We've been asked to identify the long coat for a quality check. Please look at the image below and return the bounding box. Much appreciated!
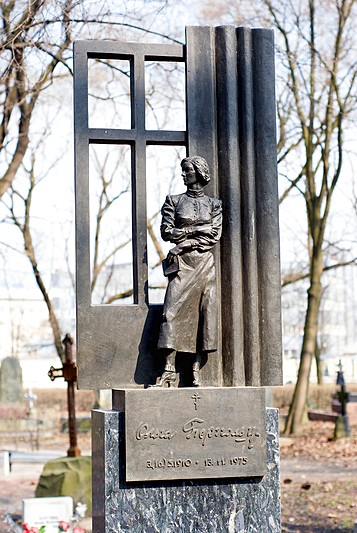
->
[157,189,222,353]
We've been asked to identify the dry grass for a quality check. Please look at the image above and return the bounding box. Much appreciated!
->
[32,383,357,414]
[282,480,357,532]
[34,388,95,414]
[273,383,357,411]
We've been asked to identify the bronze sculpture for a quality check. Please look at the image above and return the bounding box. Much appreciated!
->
[153,156,222,387]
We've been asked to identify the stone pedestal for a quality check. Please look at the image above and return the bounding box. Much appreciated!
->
[92,404,281,532]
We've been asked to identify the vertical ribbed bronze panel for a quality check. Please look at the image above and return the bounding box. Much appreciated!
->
[186,26,218,197]
[215,26,245,386]
[252,30,282,385]
[236,27,261,386]
[186,26,282,387]
[186,26,222,387]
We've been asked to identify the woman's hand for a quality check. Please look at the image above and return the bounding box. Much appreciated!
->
[167,241,190,263]
[167,239,193,264]
[167,246,180,264]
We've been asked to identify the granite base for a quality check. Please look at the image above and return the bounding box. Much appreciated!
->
[92,406,281,532]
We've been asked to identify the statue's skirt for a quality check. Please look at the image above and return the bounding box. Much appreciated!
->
[157,250,217,353]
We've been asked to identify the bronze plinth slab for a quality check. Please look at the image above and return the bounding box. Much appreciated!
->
[113,387,267,482]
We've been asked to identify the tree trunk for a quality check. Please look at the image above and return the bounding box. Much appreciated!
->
[315,338,323,385]
[0,113,30,198]
[284,248,323,434]
[24,221,65,362]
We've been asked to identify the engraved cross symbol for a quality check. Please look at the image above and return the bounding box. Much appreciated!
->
[191,392,201,410]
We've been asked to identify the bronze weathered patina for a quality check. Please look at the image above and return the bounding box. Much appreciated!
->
[74,27,282,390]
[114,388,266,482]
[152,156,222,388]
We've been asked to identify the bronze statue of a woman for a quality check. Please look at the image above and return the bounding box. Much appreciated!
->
[153,156,222,387]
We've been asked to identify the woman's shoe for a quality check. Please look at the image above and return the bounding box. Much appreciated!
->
[151,364,176,387]
[193,369,201,387]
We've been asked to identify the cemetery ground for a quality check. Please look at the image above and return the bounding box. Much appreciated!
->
[0,385,356,532]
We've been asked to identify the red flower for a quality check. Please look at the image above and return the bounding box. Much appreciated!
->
[73,527,85,533]
[59,521,70,531]
[22,522,38,533]
[22,526,39,533]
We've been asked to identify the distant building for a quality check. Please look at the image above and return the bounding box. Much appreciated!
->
[0,270,73,388]
[0,262,166,387]
[282,264,357,383]
[3,259,356,387]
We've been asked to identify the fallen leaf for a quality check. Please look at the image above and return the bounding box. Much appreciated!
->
[324,482,333,492]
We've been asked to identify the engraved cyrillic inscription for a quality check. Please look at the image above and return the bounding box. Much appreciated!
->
[135,423,176,441]
[145,455,250,470]
[146,458,193,470]
[123,388,267,481]
[134,418,260,449]
[182,418,260,447]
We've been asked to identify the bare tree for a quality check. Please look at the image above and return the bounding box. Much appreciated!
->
[265,0,357,434]
[89,144,163,306]
[0,0,187,367]
[1,97,183,367]
[3,155,66,361]
[199,0,357,433]
[88,143,183,306]
[0,0,182,199]
[0,0,76,198]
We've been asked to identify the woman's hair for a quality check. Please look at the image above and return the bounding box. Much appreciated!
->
[181,156,210,184]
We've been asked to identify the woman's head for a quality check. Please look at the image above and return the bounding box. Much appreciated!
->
[181,156,210,185]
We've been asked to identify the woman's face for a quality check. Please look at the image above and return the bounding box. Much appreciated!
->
[181,162,198,187]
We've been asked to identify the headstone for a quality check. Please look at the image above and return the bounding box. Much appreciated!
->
[74,24,282,532]
[0,451,10,476]
[35,456,92,515]
[22,496,73,533]
[24,388,38,416]
[120,388,267,482]
[0,356,23,404]
[333,414,351,440]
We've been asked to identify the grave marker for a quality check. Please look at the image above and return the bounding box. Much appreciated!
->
[22,496,73,533]
[0,356,23,405]
[75,25,283,532]
[0,451,10,476]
